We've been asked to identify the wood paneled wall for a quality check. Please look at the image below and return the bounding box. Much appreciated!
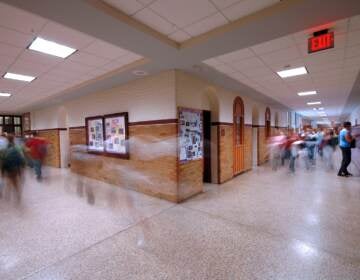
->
[257,127,268,165]
[244,125,253,171]
[178,160,203,201]
[37,130,61,168]
[70,123,180,202]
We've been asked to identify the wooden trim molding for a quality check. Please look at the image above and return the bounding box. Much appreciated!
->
[69,126,86,130]
[129,119,178,126]
[31,128,67,132]
[211,122,232,126]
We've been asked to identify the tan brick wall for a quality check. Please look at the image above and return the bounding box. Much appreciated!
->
[218,125,233,183]
[37,130,61,168]
[69,127,86,145]
[258,127,268,165]
[70,124,179,202]
[178,159,203,202]
[244,125,252,171]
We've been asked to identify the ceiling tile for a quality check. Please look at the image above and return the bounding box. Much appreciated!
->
[0,54,15,68]
[260,47,301,65]
[39,21,94,50]
[168,30,191,42]
[216,48,254,63]
[0,2,46,35]
[68,51,110,67]
[103,0,144,15]
[203,57,223,67]
[9,59,54,76]
[347,30,360,47]
[345,44,360,59]
[251,36,295,55]
[183,13,228,37]
[0,42,23,58]
[17,49,63,66]
[0,78,27,91]
[266,58,305,72]
[137,0,156,5]
[222,0,279,21]
[240,66,274,78]
[84,40,130,59]
[211,0,241,9]
[149,0,217,28]
[0,26,34,48]
[56,60,94,74]
[231,56,265,70]
[349,15,360,32]
[134,8,177,35]
[214,63,237,74]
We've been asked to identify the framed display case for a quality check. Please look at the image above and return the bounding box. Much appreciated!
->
[22,112,31,132]
[178,107,203,163]
[85,112,129,158]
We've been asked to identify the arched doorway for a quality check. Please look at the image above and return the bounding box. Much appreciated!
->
[233,97,244,175]
[265,107,271,138]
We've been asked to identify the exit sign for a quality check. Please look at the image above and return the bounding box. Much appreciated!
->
[308,32,334,53]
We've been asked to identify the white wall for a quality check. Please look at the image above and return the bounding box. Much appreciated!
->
[31,105,63,130]
[349,105,360,126]
[65,71,176,127]
[59,130,69,168]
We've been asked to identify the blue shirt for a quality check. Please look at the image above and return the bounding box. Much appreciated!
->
[339,129,350,148]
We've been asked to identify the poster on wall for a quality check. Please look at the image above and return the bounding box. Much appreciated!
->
[104,113,128,155]
[87,117,104,152]
[22,112,31,131]
[178,108,203,163]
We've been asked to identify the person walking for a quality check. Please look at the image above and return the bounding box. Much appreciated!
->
[25,132,48,180]
[337,122,354,177]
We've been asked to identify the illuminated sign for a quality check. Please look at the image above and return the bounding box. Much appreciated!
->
[308,32,334,53]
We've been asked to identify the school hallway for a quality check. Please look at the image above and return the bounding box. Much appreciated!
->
[1,155,360,280]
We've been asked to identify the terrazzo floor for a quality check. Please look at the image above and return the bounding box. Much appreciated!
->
[1,154,360,279]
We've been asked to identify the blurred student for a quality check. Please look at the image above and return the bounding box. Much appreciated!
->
[25,132,48,180]
[1,135,25,202]
[337,122,354,177]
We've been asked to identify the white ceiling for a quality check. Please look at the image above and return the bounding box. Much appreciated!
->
[0,2,143,113]
[203,15,360,120]
[103,0,280,42]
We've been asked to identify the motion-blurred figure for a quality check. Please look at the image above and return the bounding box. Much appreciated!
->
[268,134,286,171]
[0,135,25,202]
[323,130,338,171]
[25,132,48,180]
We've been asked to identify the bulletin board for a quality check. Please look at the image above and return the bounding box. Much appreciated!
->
[178,107,203,163]
[104,112,129,157]
[85,112,129,158]
[86,116,105,152]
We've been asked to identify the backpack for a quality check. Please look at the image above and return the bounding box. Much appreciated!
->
[2,146,25,173]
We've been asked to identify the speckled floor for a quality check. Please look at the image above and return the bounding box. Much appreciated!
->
[1,154,360,280]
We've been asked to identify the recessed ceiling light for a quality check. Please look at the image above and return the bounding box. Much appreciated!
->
[4,72,35,82]
[132,70,148,76]
[318,107,324,110]
[298,90,317,96]
[0,92,11,97]
[28,37,77,58]
[307,101,321,105]
[277,66,308,78]
[313,108,317,111]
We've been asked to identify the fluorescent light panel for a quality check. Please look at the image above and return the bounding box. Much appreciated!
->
[28,37,76,58]
[277,66,308,78]
[0,92,11,97]
[318,107,324,110]
[4,72,35,82]
[307,101,321,105]
[298,90,317,96]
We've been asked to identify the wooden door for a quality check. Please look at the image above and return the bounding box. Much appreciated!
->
[233,97,244,175]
